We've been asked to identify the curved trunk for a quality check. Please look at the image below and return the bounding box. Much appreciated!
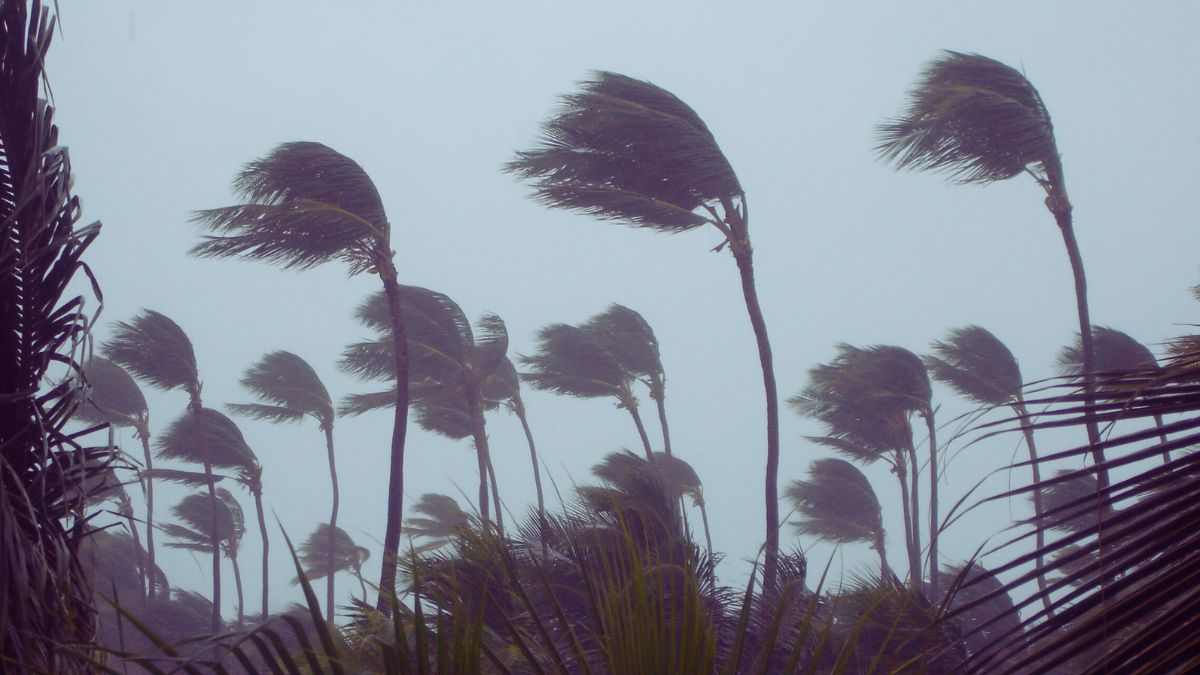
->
[254,486,269,619]
[486,451,504,534]
[136,421,156,601]
[469,391,499,530]
[122,499,147,603]
[627,402,655,462]
[230,550,244,629]
[515,403,545,523]
[875,532,891,581]
[203,461,221,632]
[376,274,411,616]
[924,412,939,599]
[699,499,714,565]
[1153,413,1172,464]
[906,441,922,591]
[728,215,780,593]
[651,378,672,457]
[1014,398,1055,618]
[323,424,339,625]
[893,453,920,588]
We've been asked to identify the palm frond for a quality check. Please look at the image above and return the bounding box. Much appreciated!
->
[73,357,148,427]
[230,350,333,426]
[785,458,883,546]
[164,489,243,553]
[506,71,741,232]
[191,142,388,275]
[926,325,1022,406]
[405,493,469,548]
[1057,325,1160,378]
[156,407,257,469]
[143,467,226,488]
[582,303,663,380]
[876,51,1058,184]
[102,309,199,393]
[338,388,400,417]
[297,523,370,582]
[519,323,628,399]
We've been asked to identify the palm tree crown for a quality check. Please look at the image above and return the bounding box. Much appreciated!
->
[103,310,200,401]
[228,350,334,428]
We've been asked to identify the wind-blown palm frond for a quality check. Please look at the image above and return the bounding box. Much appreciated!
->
[876,51,1058,184]
[926,325,1023,406]
[228,350,333,427]
[102,310,199,394]
[297,523,370,582]
[583,304,663,380]
[1057,326,1160,378]
[506,71,741,232]
[156,407,256,469]
[74,358,148,428]
[163,489,244,554]
[191,142,388,275]
[786,459,884,548]
[405,493,470,551]
[592,450,700,503]
[143,467,227,488]
[520,323,628,399]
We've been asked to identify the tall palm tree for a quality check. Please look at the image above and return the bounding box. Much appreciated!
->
[877,51,1106,490]
[192,141,412,614]
[102,309,231,631]
[162,488,246,627]
[339,286,510,527]
[583,304,673,456]
[298,523,371,602]
[228,350,341,623]
[1058,326,1173,462]
[786,458,891,578]
[926,325,1054,615]
[76,357,162,600]
[507,71,783,588]
[520,322,656,461]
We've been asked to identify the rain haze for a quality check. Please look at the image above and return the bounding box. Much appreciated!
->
[48,1,1200,625]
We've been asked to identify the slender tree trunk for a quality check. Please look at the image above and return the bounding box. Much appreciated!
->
[356,566,367,599]
[473,432,491,524]
[377,273,411,616]
[924,412,939,599]
[203,461,222,632]
[651,378,672,457]
[514,403,545,523]
[698,499,714,564]
[627,403,655,462]
[875,533,891,581]
[469,393,500,531]
[893,453,920,589]
[323,424,339,625]
[1014,398,1055,618]
[1153,414,1172,464]
[230,551,244,629]
[254,486,269,619]
[486,452,504,534]
[728,226,780,593]
[121,498,147,603]
[136,421,156,601]
[906,442,923,591]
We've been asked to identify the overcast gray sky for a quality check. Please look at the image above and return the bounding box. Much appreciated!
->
[50,2,1200,618]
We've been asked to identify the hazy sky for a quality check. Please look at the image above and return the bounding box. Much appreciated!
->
[49,2,1200,618]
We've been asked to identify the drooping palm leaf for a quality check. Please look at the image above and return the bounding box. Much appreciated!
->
[404,493,470,551]
[102,310,199,394]
[156,407,256,469]
[926,325,1023,406]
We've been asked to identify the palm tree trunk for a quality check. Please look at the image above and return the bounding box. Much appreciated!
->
[230,551,244,629]
[924,412,939,599]
[121,498,147,602]
[1013,399,1055,618]
[486,452,504,534]
[136,421,156,601]
[699,499,714,565]
[469,393,501,531]
[875,533,891,581]
[727,219,781,593]
[893,453,920,588]
[377,274,411,617]
[626,403,655,462]
[253,485,269,619]
[514,403,546,524]
[323,424,339,625]
[651,379,672,457]
[906,442,923,591]
[1153,413,1172,464]
[203,461,222,632]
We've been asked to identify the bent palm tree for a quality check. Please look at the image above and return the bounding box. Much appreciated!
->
[298,523,371,601]
[193,141,411,614]
[877,51,1105,489]
[520,322,656,461]
[485,358,546,526]
[786,458,891,578]
[508,72,783,589]
[404,493,471,555]
[76,357,161,600]
[228,350,340,622]
[584,304,673,456]
[162,489,246,627]
[926,325,1053,614]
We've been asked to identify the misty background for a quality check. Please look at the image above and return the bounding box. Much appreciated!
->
[49,2,1200,618]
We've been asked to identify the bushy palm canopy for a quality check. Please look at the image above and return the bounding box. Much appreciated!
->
[876,51,1058,184]
[519,323,631,400]
[228,350,334,428]
[102,309,199,396]
[1058,326,1160,378]
[505,71,742,232]
[156,407,256,470]
[404,493,469,551]
[583,304,663,385]
[162,488,245,555]
[925,326,1023,406]
[297,523,369,582]
[786,458,883,547]
[592,450,702,506]
[191,142,390,275]
[75,357,148,428]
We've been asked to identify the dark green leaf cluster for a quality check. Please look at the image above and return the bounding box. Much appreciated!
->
[786,458,882,546]
[156,407,257,470]
[925,325,1023,406]
[102,309,199,394]
[229,350,334,427]
[74,357,148,428]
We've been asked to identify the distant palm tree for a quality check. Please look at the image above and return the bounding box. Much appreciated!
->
[786,458,891,578]
[508,72,783,589]
[162,488,246,627]
[583,305,673,456]
[877,51,1106,489]
[103,309,230,631]
[484,358,546,526]
[339,286,510,528]
[1058,326,1172,462]
[76,357,162,600]
[297,523,371,601]
[228,350,341,622]
[404,493,471,555]
[520,322,656,461]
[926,325,1053,615]
[192,141,412,614]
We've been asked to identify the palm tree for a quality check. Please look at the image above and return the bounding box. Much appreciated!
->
[507,72,783,588]
[162,489,247,627]
[404,493,470,555]
[583,304,673,456]
[192,141,412,614]
[877,51,1106,490]
[297,523,371,602]
[926,325,1054,614]
[520,322,656,461]
[786,458,891,578]
[1059,326,1173,462]
[76,357,162,600]
[102,309,231,631]
[484,358,546,526]
[228,350,341,623]
[339,286,510,528]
